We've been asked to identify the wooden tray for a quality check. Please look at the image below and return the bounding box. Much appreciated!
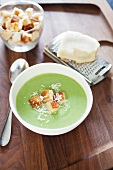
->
[0,1,113,170]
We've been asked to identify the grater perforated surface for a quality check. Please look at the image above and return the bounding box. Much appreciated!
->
[44,33,112,85]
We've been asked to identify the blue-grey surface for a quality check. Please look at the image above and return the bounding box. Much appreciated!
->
[107,0,113,9]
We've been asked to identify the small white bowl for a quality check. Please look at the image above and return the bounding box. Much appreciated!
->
[9,63,93,135]
[0,1,44,52]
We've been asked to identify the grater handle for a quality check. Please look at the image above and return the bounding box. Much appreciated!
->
[96,64,112,77]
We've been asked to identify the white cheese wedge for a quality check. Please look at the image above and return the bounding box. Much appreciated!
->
[57,31,100,64]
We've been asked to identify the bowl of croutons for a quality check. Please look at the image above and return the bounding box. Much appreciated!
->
[0,1,44,52]
[9,63,93,135]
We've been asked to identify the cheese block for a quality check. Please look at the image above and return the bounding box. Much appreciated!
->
[57,31,100,64]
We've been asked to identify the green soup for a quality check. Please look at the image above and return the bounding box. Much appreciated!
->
[16,73,87,128]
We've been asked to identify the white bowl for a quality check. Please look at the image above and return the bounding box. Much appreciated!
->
[9,63,93,135]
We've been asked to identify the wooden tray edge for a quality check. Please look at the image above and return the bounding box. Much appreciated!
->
[35,0,113,31]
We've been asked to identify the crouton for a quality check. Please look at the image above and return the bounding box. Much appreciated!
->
[46,100,59,113]
[41,90,53,102]
[29,95,43,108]
[53,92,66,104]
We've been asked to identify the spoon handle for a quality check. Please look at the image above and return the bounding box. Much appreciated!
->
[0,108,12,146]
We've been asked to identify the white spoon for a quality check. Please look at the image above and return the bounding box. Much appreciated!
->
[0,58,29,146]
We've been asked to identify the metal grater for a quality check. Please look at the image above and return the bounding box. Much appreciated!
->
[44,33,112,86]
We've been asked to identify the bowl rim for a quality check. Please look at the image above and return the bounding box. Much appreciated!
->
[0,0,44,33]
[9,62,93,135]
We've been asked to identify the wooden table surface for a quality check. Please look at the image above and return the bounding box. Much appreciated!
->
[0,0,113,169]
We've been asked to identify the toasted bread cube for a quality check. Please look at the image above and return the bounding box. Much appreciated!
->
[18,12,25,19]
[30,17,39,23]
[21,33,32,43]
[10,22,20,32]
[11,15,20,23]
[8,39,15,45]
[46,100,59,113]
[0,11,11,17]
[1,31,12,40]
[2,23,6,30]
[25,8,33,17]
[5,19,11,30]
[23,23,34,31]
[18,20,23,31]
[1,17,11,29]
[12,7,24,16]
[29,95,43,108]
[41,90,53,102]
[53,92,65,104]
[33,22,39,28]
[12,33,21,43]
[22,16,31,26]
